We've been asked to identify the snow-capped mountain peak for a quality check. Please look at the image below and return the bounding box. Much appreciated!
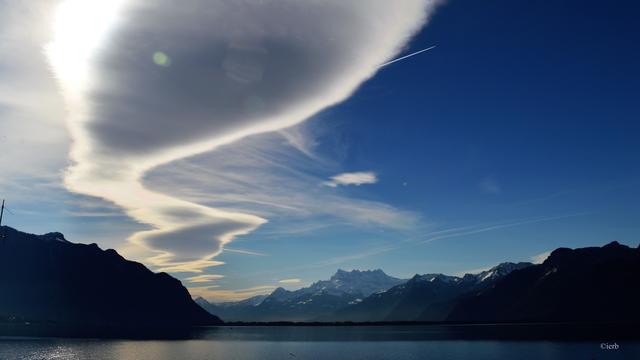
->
[473,262,532,282]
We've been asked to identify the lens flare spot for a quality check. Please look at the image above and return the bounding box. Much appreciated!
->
[153,51,172,67]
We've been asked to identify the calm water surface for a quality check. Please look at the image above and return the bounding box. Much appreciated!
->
[1,325,638,360]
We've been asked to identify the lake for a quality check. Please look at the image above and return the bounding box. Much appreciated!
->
[1,325,638,360]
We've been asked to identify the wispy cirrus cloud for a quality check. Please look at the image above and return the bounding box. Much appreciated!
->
[43,0,439,273]
[315,246,397,268]
[224,248,268,257]
[417,213,588,245]
[185,274,225,284]
[299,214,588,272]
[279,278,302,285]
[479,176,502,194]
[323,171,379,188]
[145,132,420,233]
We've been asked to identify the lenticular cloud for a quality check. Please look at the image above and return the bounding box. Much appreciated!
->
[47,0,438,272]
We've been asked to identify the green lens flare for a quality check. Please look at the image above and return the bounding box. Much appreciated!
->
[152,52,171,67]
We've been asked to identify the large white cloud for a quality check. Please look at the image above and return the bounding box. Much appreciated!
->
[0,1,68,181]
[45,0,439,272]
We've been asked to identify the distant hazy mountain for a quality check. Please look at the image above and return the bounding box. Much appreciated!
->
[221,294,269,307]
[194,242,640,324]
[201,269,405,322]
[307,269,407,298]
[0,226,221,330]
[196,264,532,323]
[448,242,640,322]
[195,294,267,321]
[333,263,532,322]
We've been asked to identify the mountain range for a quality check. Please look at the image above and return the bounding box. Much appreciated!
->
[197,269,405,322]
[448,241,640,323]
[332,262,532,322]
[2,224,638,329]
[196,263,531,322]
[198,242,640,323]
[0,226,221,334]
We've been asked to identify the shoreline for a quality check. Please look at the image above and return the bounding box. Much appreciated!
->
[2,321,639,341]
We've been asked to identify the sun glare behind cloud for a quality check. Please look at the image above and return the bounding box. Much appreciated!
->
[42,0,436,276]
[46,0,128,96]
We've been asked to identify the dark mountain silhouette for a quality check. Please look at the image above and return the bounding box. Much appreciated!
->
[332,263,531,322]
[0,226,221,332]
[448,241,640,322]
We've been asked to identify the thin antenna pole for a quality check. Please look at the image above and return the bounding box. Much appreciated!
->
[0,199,5,244]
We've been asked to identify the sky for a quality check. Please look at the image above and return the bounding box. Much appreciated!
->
[1,0,639,302]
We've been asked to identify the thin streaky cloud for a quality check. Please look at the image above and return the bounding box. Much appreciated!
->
[268,214,586,275]
[148,142,420,231]
[253,244,398,277]
[314,213,589,266]
[418,213,589,245]
[313,246,397,268]
[279,278,302,284]
[185,274,225,283]
[224,248,268,257]
[479,176,501,194]
[278,126,320,160]
[379,45,436,67]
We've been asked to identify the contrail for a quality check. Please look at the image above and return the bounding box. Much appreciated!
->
[379,45,436,67]
[418,212,589,245]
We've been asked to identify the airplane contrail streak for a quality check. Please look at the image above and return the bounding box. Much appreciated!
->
[379,45,437,67]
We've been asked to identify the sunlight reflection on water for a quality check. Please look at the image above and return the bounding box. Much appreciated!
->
[1,326,639,360]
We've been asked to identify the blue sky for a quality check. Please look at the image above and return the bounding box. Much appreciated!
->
[1,0,639,301]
